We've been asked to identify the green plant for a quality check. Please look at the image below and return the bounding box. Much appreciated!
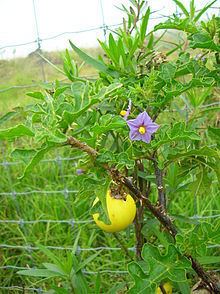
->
[1,0,220,292]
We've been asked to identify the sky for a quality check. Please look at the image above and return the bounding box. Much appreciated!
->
[0,0,219,59]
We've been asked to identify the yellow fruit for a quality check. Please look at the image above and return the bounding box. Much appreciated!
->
[93,190,136,233]
[156,282,172,294]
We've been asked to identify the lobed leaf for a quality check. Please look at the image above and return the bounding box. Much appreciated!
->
[128,244,191,293]
[0,124,34,140]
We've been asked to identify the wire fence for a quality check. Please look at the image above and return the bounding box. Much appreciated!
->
[1,0,220,292]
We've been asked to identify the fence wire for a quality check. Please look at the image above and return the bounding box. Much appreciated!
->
[0,189,78,197]
[0,244,135,252]
[0,286,42,293]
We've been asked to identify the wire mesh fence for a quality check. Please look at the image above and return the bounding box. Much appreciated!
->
[1,0,220,291]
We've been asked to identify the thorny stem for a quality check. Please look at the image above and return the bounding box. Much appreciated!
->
[187,255,220,294]
[152,152,166,210]
[67,136,220,293]
[134,204,144,260]
[134,160,145,259]
[67,137,98,157]
[159,285,166,294]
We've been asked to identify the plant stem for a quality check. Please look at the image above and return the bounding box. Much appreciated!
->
[66,136,220,293]
[152,152,166,210]
[159,285,167,294]
[134,160,145,260]
[134,204,144,260]
[187,255,220,293]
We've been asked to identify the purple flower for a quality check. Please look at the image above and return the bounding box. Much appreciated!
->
[76,169,84,175]
[127,111,159,143]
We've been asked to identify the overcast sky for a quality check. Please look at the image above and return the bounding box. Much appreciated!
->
[0,0,219,58]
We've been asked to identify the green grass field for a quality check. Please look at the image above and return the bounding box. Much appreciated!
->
[0,50,219,293]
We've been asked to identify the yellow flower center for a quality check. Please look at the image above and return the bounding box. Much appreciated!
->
[138,126,146,134]
[120,110,127,116]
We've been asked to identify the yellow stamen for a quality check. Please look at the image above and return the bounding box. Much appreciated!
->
[120,110,127,116]
[138,126,146,134]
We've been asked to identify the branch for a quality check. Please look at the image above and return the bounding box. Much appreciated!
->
[66,136,220,293]
[67,137,98,157]
[152,153,166,209]
[187,255,220,293]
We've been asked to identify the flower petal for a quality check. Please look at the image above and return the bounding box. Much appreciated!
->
[147,122,160,134]
[129,130,142,141]
[127,119,139,128]
[141,132,152,143]
[138,111,152,125]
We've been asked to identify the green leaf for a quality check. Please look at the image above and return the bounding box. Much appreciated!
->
[189,32,220,51]
[95,273,101,294]
[72,230,81,256]
[154,122,201,148]
[60,97,99,129]
[91,116,126,136]
[167,146,219,161]
[147,33,154,50]
[108,282,127,294]
[154,18,197,34]
[17,269,61,278]
[19,144,54,180]
[36,243,64,270]
[194,0,217,22]
[63,49,78,81]
[141,219,171,246]
[172,0,189,17]
[117,38,127,67]
[190,0,195,19]
[71,264,89,294]
[47,130,67,144]
[176,223,220,257]
[69,41,118,77]
[96,150,115,165]
[177,281,191,294]
[50,287,69,294]
[0,111,19,126]
[0,124,34,140]
[54,86,69,98]
[91,179,111,225]
[140,8,150,44]
[76,250,101,272]
[208,127,220,146]
[198,256,220,265]
[26,91,44,100]
[128,244,191,293]
[160,62,177,80]
[97,82,123,98]
[108,33,119,64]
[116,152,135,170]
[42,263,66,276]
[11,148,37,164]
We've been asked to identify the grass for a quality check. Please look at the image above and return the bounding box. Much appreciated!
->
[0,49,219,293]
[0,146,135,291]
[0,49,99,114]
